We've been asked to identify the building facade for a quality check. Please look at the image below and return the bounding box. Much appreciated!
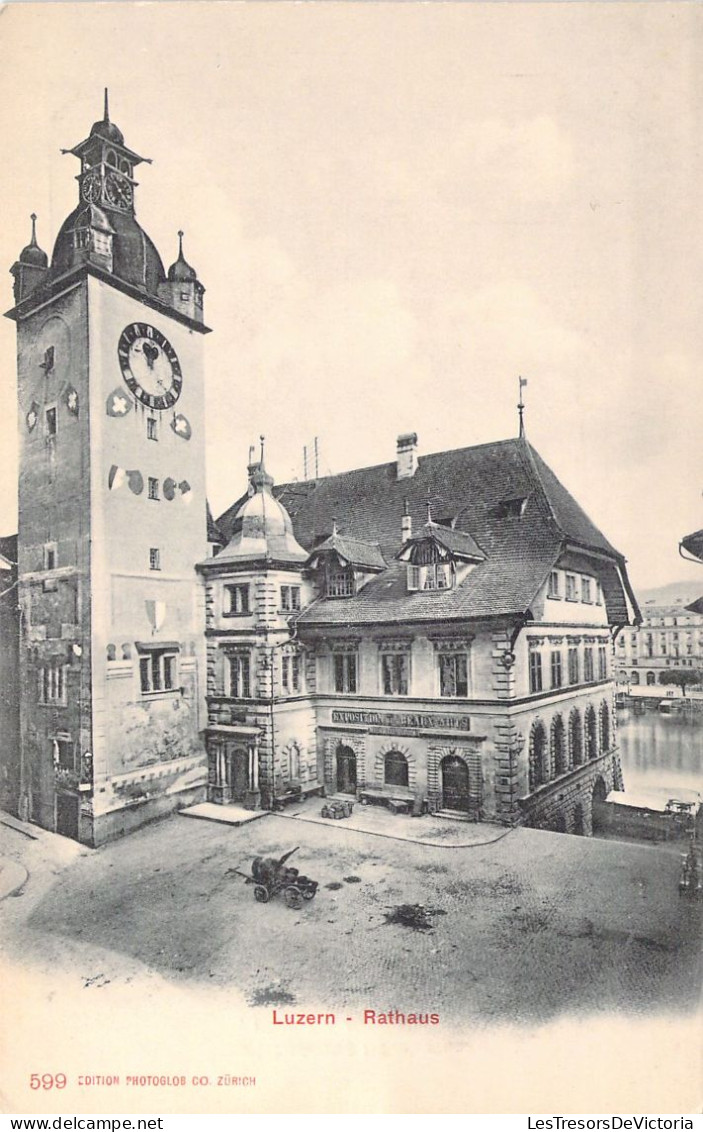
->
[210,433,640,836]
[5,99,209,845]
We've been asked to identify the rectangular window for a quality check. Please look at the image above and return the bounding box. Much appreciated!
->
[224,583,250,615]
[550,650,563,689]
[149,547,161,571]
[333,652,357,693]
[280,585,301,612]
[565,574,578,602]
[595,580,604,606]
[139,651,177,695]
[584,647,594,682]
[407,565,421,591]
[148,477,160,501]
[227,653,251,698]
[282,654,301,694]
[45,406,57,437]
[55,738,75,771]
[548,571,561,599]
[581,577,592,604]
[439,653,468,697]
[381,652,409,696]
[44,544,57,571]
[147,417,158,441]
[424,562,451,590]
[39,665,66,704]
[529,650,543,694]
[327,570,354,598]
[568,646,579,685]
[598,646,608,680]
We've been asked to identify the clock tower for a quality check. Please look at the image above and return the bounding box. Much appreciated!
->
[6,94,210,845]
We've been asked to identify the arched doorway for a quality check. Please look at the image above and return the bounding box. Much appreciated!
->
[228,747,249,802]
[336,744,357,795]
[441,755,470,812]
[591,776,608,834]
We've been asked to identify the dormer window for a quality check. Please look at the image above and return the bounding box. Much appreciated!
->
[407,561,452,591]
[397,518,484,595]
[327,568,354,598]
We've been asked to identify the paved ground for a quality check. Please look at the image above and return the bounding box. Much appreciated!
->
[1,808,700,1026]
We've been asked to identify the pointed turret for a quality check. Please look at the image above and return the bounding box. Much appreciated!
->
[161,230,205,323]
[10,214,48,303]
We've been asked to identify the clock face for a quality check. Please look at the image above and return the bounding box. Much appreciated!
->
[104,171,133,211]
[81,169,102,203]
[118,324,183,410]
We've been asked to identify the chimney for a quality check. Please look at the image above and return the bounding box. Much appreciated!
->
[401,500,412,542]
[396,433,418,480]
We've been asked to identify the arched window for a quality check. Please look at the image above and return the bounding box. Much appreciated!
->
[528,721,548,791]
[646,671,656,686]
[384,750,409,788]
[585,705,598,761]
[599,702,610,752]
[569,709,583,767]
[630,671,640,685]
[106,149,117,167]
[551,715,567,776]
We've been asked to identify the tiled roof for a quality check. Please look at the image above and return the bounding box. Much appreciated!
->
[216,437,632,627]
[308,533,386,572]
[206,503,224,546]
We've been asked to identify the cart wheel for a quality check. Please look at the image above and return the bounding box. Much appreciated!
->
[254,884,270,903]
[284,886,303,910]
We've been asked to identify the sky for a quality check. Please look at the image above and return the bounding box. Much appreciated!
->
[0,2,700,593]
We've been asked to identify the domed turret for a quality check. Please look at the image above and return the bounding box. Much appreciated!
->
[19,214,48,268]
[10,214,48,303]
[216,442,308,565]
[89,91,125,146]
[167,230,198,282]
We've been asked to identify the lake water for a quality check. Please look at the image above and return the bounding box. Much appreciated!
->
[617,705,703,800]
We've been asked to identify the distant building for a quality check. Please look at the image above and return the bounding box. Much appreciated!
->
[616,603,703,688]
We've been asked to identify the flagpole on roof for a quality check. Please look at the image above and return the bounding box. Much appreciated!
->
[517,376,528,438]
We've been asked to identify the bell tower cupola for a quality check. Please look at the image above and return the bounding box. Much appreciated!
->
[65,89,147,219]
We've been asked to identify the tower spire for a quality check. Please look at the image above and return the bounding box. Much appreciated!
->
[104,87,110,122]
[29,213,38,247]
[517,376,528,439]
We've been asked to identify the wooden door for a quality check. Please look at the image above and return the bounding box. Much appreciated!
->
[336,745,357,795]
[441,755,470,812]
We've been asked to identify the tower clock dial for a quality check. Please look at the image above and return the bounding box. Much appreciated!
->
[81,169,102,203]
[118,324,183,410]
[104,171,133,211]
